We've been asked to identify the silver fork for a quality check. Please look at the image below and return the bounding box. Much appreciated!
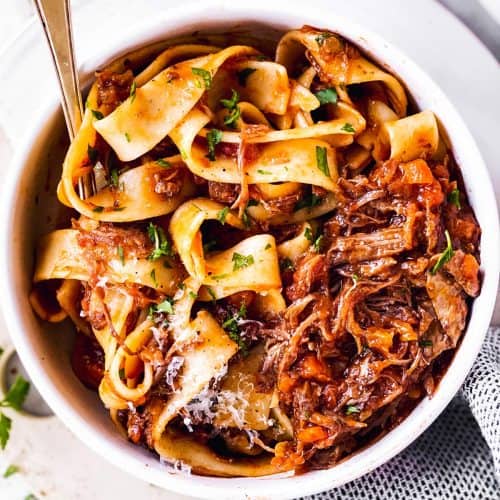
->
[34,0,96,199]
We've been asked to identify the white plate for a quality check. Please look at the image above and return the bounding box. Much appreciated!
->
[478,0,500,25]
[0,1,498,499]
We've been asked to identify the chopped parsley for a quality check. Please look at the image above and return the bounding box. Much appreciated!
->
[232,252,254,271]
[91,109,104,120]
[304,227,323,252]
[316,146,330,178]
[110,168,119,188]
[206,129,223,161]
[156,298,175,314]
[280,257,295,272]
[294,193,323,212]
[150,269,158,287]
[25,494,37,500]
[210,273,230,281]
[345,405,360,415]
[315,32,334,46]
[241,205,252,228]
[315,88,338,105]
[313,234,324,252]
[430,230,454,275]
[188,291,198,300]
[124,132,131,142]
[191,67,212,89]
[92,206,104,213]
[147,222,173,261]
[156,158,171,168]
[340,122,356,133]
[220,89,239,109]
[237,67,257,86]
[3,464,19,478]
[265,243,272,250]
[117,245,125,266]
[220,89,241,128]
[257,169,272,175]
[0,376,30,449]
[448,188,461,209]
[217,206,229,225]
[206,286,217,302]
[352,273,359,283]
[419,339,433,348]
[222,304,248,354]
[129,81,137,102]
[87,144,99,164]
[178,282,186,290]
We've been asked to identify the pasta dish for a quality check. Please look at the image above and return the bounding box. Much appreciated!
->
[29,26,481,476]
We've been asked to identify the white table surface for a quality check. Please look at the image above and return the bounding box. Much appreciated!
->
[0,1,498,499]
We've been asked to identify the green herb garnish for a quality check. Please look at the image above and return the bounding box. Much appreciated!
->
[156,159,171,168]
[257,169,272,175]
[294,194,323,212]
[232,252,254,271]
[316,146,330,178]
[150,269,158,287]
[92,206,104,213]
[3,464,19,478]
[91,109,104,120]
[220,89,239,110]
[340,123,355,133]
[448,188,461,209]
[313,234,324,252]
[191,67,212,89]
[0,376,30,449]
[345,405,360,415]
[280,257,295,272]
[222,305,248,354]
[156,298,175,314]
[87,144,99,164]
[147,223,173,261]
[110,168,119,188]
[419,339,433,348]
[221,89,241,128]
[237,67,257,86]
[206,129,223,161]
[304,227,314,242]
[117,245,125,266]
[430,230,454,275]
[206,287,217,302]
[315,32,334,46]
[315,88,338,105]
[129,81,137,102]
[217,206,229,225]
[124,132,131,142]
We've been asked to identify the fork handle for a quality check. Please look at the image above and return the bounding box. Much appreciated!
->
[34,0,83,140]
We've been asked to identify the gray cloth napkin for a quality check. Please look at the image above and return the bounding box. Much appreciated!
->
[307,327,500,500]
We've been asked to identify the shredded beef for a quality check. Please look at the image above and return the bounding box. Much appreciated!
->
[153,167,183,198]
[96,69,134,111]
[208,181,240,204]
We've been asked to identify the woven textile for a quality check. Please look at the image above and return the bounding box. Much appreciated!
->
[308,327,500,500]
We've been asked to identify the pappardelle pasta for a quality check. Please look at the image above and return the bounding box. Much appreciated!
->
[30,26,481,476]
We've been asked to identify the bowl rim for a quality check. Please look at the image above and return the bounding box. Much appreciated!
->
[1,1,499,498]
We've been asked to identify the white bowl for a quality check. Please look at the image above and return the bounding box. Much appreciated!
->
[1,1,499,498]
